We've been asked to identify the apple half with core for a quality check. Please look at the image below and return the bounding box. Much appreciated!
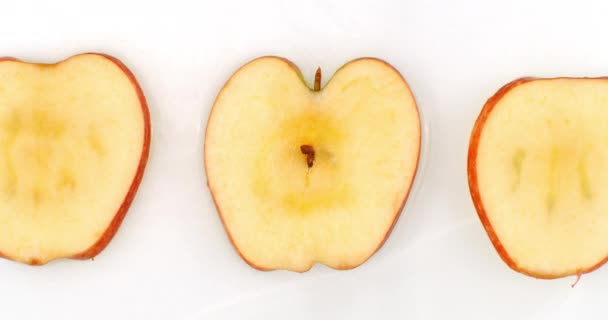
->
[205,56,421,272]
[468,77,608,280]
[0,53,150,265]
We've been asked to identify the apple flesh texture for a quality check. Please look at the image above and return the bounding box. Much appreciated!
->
[205,57,421,272]
[0,54,149,265]
[470,78,608,278]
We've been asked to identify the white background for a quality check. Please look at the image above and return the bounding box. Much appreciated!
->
[1,0,607,319]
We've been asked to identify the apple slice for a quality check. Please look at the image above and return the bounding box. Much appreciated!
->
[205,56,421,272]
[0,53,150,265]
[468,77,608,279]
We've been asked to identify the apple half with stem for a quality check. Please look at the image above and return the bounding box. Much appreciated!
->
[205,56,421,272]
[468,77,608,281]
[0,53,150,265]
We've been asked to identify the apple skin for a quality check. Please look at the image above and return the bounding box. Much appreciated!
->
[467,76,608,280]
[0,53,151,265]
[204,56,421,272]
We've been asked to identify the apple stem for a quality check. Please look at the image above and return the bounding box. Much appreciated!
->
[571,274,582,288]
[300,145,315,168]
[314,67,321,91]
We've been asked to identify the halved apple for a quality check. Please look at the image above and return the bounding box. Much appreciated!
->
[205,56,421,272]
[0,53,150,265]
[469,77,608,280]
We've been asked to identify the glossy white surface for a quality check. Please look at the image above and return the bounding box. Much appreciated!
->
[0,0,606,319]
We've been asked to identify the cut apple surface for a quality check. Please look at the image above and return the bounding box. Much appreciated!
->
[0,53,150,265]
[469,77,608,279]
[205,56,421,272]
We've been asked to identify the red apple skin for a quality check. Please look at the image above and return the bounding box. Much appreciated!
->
[468,77,608,280]
[204,56,421,272]
[0,53,151,265]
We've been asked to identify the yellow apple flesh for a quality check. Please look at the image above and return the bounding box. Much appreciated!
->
[205,56,421,272]
[0,53,150,265]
